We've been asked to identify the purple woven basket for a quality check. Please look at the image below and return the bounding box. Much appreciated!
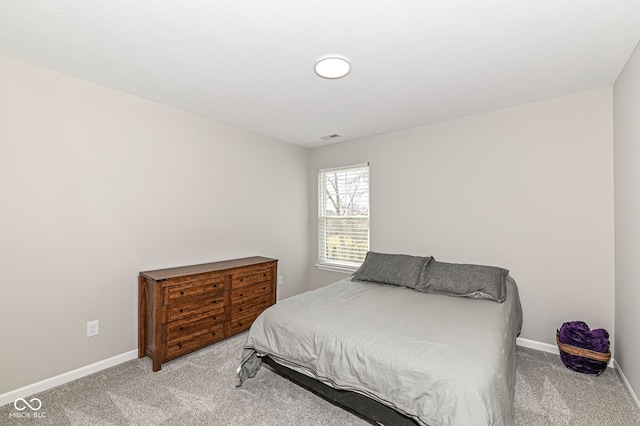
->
[557,321,611,375]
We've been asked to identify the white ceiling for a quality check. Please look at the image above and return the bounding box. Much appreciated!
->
[1,1,640,148]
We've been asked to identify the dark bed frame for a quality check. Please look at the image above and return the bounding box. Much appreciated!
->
[263,355,420,426]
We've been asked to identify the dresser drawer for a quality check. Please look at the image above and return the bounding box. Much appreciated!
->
[164,295,226,322]
[163,277,227,305]
[164,324,224,360]
[164,309,225,344]
[231,281,272,304]
[229,309,267,335]
[231,268,273,289]
[230,293,272,318]
[164,313,225,361]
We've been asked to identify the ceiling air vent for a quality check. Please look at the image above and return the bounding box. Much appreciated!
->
[320,134,342,141]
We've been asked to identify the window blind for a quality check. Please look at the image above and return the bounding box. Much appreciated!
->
[318,163,369,269]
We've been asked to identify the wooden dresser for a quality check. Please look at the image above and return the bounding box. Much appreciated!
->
[138,256,277,371]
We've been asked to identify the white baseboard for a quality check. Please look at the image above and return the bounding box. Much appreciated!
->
[613,359,640,411]
[516,337,560,355]
[0,350,138,407]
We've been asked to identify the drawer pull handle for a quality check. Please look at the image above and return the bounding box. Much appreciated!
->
[178,344,183,349]
[240,278,244,282]
[238,322,243,326]
[240,293,243,297]
[262,301,266,304]
[214,284,217,288]
[212,300,217,304]
[239,308,243,312]
[213,316,217,320]
[180,291,184,295]
[180,327,184,331]
[179,309,184,313]
[212,332,216,336]
[263,273,266,277]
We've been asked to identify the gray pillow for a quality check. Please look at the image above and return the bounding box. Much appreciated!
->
[352,251,431,289]
[416,259,508,303]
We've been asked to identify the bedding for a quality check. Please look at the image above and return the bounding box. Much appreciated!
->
[238,276,522,426]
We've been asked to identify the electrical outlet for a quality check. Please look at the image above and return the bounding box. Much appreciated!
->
[277,276,283,286]
[87,320,99,337]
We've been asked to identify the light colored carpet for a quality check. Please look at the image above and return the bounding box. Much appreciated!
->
[2,333,639,425]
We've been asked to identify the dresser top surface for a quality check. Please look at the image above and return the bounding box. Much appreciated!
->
[139,256,278,281]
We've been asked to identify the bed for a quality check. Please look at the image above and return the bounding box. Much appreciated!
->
[237,253,523,426]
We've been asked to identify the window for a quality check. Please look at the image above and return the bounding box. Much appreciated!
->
[318,163,369,271]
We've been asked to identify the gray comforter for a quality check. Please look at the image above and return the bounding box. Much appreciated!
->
[238,277,522,426]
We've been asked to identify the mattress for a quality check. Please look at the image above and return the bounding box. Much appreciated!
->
[238,276,523,426]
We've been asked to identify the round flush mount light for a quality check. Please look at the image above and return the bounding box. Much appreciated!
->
[314,57,351,79]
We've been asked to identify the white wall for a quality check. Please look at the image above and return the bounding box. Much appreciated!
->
[309,88,615,346]
[0,55,309,394]
[613,40,640,402]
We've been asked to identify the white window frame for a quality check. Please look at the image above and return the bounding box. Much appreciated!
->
[316,163,370,272]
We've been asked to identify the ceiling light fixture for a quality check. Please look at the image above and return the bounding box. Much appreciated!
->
[314,57,351,79]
